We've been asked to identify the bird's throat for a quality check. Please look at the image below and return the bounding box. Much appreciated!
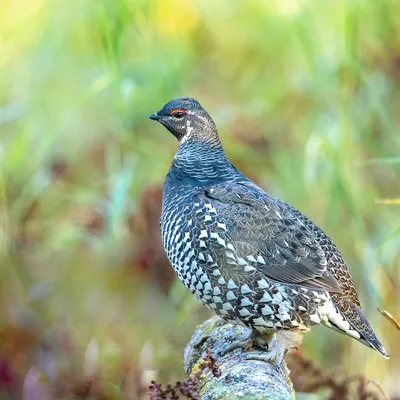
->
[172,140,232,182]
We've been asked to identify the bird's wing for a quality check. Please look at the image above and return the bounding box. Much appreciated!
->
[203,181,342,294]
[277,201,361,305]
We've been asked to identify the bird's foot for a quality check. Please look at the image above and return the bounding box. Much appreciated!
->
[220,330,274,357]
[221,329,299,370]
[243,333,287,370]
[221,329,301,370]
[245,329,304,370]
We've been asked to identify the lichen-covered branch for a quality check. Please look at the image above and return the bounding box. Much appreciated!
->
[183,316,295,400]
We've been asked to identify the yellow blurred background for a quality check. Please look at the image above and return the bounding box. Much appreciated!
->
[0,0,399,398]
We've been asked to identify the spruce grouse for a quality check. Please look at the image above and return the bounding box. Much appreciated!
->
[149,97,389,362]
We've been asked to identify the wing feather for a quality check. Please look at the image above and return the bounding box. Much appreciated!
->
[204,181,342,294]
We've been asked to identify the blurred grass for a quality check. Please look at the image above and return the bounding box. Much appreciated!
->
[0,0,400,398]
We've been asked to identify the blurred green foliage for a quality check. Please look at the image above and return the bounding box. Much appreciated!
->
[0,0,399,398]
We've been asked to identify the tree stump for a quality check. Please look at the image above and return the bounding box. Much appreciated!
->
[183,316,295,400]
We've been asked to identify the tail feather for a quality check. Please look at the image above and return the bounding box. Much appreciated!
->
[323,295,390,359]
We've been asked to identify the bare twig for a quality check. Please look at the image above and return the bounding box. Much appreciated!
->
[378,308,400,331]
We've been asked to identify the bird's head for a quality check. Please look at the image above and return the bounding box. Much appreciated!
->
[149,97,217,145]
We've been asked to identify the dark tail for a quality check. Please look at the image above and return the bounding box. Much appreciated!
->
[325,295,389,359]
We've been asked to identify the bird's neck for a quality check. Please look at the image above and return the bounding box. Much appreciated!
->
[171,138,233,182]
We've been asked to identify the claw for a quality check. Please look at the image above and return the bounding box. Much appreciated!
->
[220,329,291,368]
[220,330,265,357]
[220,336,253,357]
[244,333,286,368]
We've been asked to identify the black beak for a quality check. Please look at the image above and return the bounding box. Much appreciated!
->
[149,112,159,121]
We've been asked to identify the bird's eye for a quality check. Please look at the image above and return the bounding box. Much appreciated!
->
[171,109,186,119]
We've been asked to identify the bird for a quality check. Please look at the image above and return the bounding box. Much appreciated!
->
[149,97,389,364]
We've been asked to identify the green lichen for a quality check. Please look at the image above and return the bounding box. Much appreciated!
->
[202,317,221,334]
[191,358,205,376]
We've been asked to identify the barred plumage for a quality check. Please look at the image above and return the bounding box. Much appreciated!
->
[150,97,389,361]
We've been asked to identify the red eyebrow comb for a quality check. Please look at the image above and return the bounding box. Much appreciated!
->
[171,108,187,115]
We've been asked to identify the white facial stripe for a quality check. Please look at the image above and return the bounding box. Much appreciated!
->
[180,120,193,145]
[187,110,208,123]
